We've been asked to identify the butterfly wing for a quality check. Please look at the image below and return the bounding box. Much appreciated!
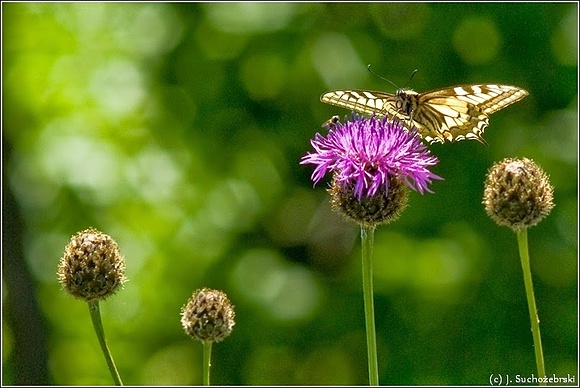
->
[448,84,529,115]
[320,90,400,118]
[320,84,528,144]
[414,84,529,144]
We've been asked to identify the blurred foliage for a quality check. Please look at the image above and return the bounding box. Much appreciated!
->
[2,2,577,386]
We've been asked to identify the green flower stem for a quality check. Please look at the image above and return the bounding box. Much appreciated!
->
[361,225,379,386]
[516,229,546,385]
[203,341,213,386]
[88,300,123,386]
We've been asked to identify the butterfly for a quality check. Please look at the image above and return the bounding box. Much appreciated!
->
[320,84,529,145]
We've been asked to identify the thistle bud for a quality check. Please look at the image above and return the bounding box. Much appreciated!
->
[483,158,554,232]
[57,228,127,302]
[180,288,236,344]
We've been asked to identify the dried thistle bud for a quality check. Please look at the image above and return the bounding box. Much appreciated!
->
[483,157,555,232]
[180,288,235,344]
[329,173,409,227]
[57,228,127,302]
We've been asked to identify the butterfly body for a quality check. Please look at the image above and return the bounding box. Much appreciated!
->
[320,84,529,144]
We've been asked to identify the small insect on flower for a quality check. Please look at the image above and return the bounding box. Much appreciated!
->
[322,115,340,131]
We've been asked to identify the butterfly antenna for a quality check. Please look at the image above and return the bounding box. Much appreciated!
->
[366,64,399,90]
[404,69,418,88]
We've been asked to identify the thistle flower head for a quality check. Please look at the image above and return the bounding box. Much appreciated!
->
[483,157,554,231]
[57,228,127,302]
[180,288,236,344]
[301,114,442,200]
[301,114,442,226]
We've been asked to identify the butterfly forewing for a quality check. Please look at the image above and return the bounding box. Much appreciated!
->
[321,90,398,117]
[446,85,529,115]
[320,84,528,144]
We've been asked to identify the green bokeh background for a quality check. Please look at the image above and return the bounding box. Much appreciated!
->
[2,2,577,385]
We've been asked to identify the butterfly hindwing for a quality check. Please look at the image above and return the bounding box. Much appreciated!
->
[320,84,528,144]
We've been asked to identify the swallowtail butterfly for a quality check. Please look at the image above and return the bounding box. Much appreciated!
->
[320,84,528,144]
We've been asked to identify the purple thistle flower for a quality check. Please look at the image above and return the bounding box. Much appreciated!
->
[301,114,442,200]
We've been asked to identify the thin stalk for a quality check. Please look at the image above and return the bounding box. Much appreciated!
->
[516,229,546,385]
[88,300,123,386]
[361,225,379,386]
[203,341,213,386]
